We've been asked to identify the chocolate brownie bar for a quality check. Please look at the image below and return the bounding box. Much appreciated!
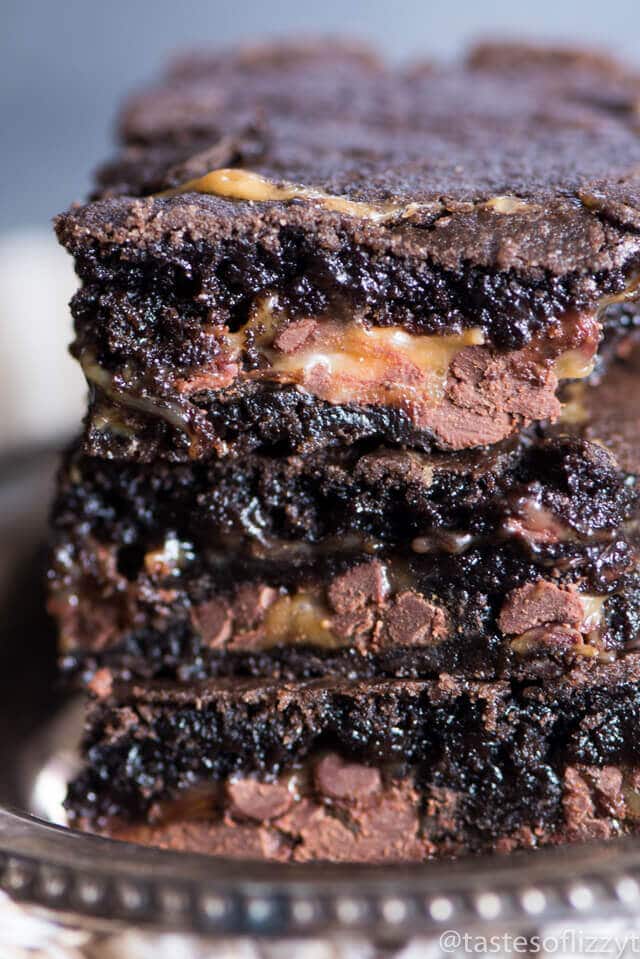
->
[49,352,640,684]
[53,542,640,685]
[67,662,640,860]
[56,40,640,460]
[53,38,640,863]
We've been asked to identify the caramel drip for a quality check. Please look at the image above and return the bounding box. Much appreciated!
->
[160,168,417,222]
[580,594,605,631]
[559,382,589,425]
[161,169,545,221]
[553,348,596,380]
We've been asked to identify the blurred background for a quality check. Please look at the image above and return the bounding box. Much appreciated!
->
[2,0,639,451]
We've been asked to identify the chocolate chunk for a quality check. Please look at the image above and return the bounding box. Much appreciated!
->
[562,766,614,840]
[226,777,293,820]
[331,608,376,643]
[233,584,277,630]
[347,787,427,862]
[446,348,558,424]
[327,560,388,615]
[281,784,427,863]
[498,580,585,635]
[314,752,381,800]
[272,318,318,354]
[428,347,560,449]
[582,765,625,819]
[277,801,360,862]
[100,781,430,863]
[191,598,232,648]
[379,590,449,646]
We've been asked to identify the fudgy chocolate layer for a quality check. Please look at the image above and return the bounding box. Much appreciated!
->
[64,40,640,299]
[52,428,635,563]
[67,662,640,857]
[49,352,640,683]
[100,759,640,862]
[57,40,640,459]
[53,543,640,685]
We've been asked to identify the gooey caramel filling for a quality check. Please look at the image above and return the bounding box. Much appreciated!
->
[580,593,606,631]
[509,592,611,661]
[83,306,598,456]
[553,349,596,380]
[260,592,339,649]
[157,167,632,393]
[221,296,596,425]
[258,589,608,655]
[224,297,487,408]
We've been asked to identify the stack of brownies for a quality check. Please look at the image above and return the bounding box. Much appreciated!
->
[49,39,640,860]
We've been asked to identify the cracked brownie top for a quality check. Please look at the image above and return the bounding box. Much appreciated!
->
[59,38,640,286]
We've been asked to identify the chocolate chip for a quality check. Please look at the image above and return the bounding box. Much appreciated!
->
[562,766,614,840]
[314,753,381,800]
[380,590,449,646]
[327,560,388,615]
[226,777,293,821]
[498,580,585,636]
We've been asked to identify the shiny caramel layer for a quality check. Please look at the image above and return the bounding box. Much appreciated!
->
[160,167,543,223]
[86,322,466,445]
[83,299,599,454]
[160,167,421,222]
[227,296,487,408]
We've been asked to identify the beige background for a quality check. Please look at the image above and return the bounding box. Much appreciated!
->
[0,230,83,452]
